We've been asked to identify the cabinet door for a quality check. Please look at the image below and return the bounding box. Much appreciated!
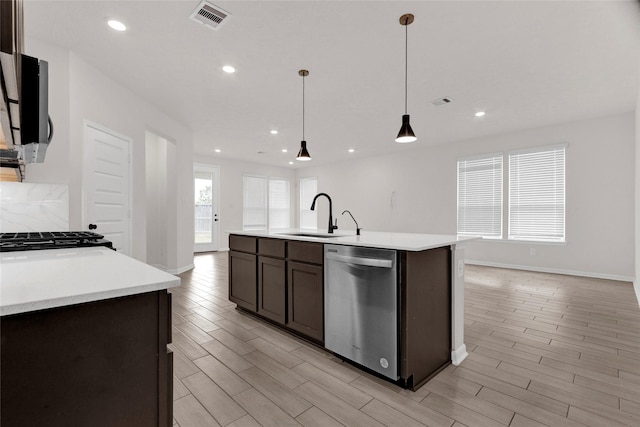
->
[0,291,169,427]
[258,256,286,324]
[287,261,323,343]
[229,250,257,311]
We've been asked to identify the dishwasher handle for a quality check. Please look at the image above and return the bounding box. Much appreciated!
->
[325,252,394,268]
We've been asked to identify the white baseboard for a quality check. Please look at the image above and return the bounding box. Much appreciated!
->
[466,260,634,283]
[151,263,194,275]
[634,281,640,307]
[451,344,468,366]
[170,264,195,275]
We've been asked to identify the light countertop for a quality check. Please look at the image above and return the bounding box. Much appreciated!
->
[229,229,479,251]
[0,247,180,316]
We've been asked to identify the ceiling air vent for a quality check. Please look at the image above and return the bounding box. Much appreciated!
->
[431,97,452,106]
[189,1,231,31]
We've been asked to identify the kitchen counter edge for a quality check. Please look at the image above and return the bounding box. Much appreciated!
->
[228,230,479,251]
[1,247,180,316]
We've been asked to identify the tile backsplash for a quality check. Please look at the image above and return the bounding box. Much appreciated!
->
[0,182,69,232]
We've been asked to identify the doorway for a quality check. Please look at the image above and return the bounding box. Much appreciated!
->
[145,131,177,270]
[194,163,219,253]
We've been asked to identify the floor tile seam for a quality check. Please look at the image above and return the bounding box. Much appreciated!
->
[181,374,248,427]
[565,403,633,427]
[426,380,519,424]
[302,373,374,410]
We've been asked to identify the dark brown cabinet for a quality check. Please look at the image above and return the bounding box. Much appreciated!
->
[228,235,324,344]
[257,238,287,323]
[286,240,324,343]
[287,261,323,342]
[399,247,451,389]
[1,290,173,427]
[258,256,286,323]
[229,235,258,311]
[229,250,257,311]
[228,233,453,391]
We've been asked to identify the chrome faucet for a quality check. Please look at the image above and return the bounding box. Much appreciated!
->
[341,210,361,236]
[310,193,338,234]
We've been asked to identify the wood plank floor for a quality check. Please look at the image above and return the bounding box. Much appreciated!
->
[170,252,640,427]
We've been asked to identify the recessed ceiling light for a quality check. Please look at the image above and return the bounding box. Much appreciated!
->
[270,130,278,135]
[475,111,486,117]
[289,161,294,165]
[348,148,355,153]
[281,149,288,153]
[222,65,236,73]
[214,149,221,153]
[107,20,127,32]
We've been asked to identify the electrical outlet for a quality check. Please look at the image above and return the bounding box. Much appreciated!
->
[530,248,536,256]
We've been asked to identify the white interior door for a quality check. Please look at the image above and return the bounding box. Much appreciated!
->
[194,163,219,253]
[83,121,132,255]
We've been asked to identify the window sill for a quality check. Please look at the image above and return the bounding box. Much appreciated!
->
[462,237,567,247]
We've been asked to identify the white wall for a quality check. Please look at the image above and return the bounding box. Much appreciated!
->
[193,154,295,251]
[145,132,168,269]
[635,72,640,297]
[25,38,194,271]
[298,113,636,281]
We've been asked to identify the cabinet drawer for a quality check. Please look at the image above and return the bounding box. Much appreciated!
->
[258,238,286,258]
[230,235,257,253]
[288,241,323,264]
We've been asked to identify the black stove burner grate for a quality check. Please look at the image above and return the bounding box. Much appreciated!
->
[0,231,105,243]
[0,231,113,252]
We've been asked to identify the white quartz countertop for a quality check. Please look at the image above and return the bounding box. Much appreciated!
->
[229,229,479,251]
[0,247,180,316]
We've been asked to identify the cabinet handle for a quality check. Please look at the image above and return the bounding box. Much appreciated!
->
[325,252,393,268]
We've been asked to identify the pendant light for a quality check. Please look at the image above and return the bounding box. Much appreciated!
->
[296,69,312,161]
[396,14,417,143]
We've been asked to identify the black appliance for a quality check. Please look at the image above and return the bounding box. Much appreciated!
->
[0,232,113,252]
[20,53,53,163]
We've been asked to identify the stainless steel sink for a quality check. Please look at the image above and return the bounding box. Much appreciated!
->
[277,232,342,238]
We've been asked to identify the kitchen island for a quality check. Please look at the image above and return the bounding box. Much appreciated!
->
[228,229,476,390]
[0,247,180,427]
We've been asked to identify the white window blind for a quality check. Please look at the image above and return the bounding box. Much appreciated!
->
[508,146,565,242]
[243,176,267,230]
[457,154,503,238]
[268,178,291,229]
[299,177,318,229]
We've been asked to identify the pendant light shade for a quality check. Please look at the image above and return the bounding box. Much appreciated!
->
[396,114,417,143]
[296,69,312,161]
[296,140,311,161]
[396,13,417,143]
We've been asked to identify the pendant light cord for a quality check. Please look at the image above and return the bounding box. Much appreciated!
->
[404,17,408,115]
[302,73,306,140]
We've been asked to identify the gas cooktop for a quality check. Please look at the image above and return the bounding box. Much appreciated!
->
[0,232,113,252]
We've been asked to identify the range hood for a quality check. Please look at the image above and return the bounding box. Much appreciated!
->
[1,0,53,181]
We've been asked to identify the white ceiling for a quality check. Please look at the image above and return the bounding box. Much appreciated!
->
[23,0,640,168]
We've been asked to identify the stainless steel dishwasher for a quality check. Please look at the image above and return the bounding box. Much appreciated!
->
[324,244,399,380]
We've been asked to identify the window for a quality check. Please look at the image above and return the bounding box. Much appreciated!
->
[457,154,503,238]
[243,175,291,230]
[299,177,318,229]
[243,176,267,230]
[268,178,291,229]
[509,146,565,242]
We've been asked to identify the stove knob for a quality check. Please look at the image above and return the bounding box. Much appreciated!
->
[88,224,97,230]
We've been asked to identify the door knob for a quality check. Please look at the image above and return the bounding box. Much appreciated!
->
[88,224,97,230]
